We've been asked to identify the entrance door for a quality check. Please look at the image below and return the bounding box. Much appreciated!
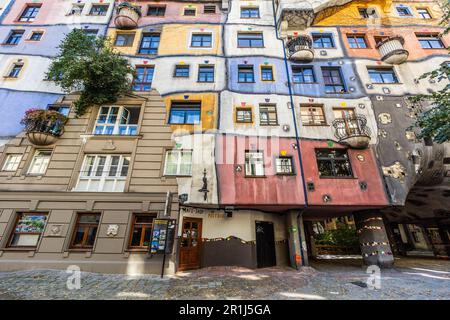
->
[179,217,202,271]
[255,221,276,268]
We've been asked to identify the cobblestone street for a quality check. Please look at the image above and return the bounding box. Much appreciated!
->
[0,257,448,300]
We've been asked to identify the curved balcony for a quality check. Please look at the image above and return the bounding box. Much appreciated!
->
[332,115,371,149]
[376,36,409,64]
[114,4,141,29]
[22,110,67,146]
[286,35,314,61]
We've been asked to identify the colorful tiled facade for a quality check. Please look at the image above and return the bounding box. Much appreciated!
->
[0,0,448,274]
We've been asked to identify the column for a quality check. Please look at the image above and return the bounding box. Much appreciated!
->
[285,210,308,269]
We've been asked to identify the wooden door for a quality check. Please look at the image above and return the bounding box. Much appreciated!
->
[178,217,202,271]
[256,221,276,268]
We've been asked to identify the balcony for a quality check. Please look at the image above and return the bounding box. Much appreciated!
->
[114,2,141,29]
[376,36,409,64]
[22,109,67,146]
[332,115,371,149]
[286,35,314,61]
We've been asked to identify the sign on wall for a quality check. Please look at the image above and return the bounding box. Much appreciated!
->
[150,219,176,254]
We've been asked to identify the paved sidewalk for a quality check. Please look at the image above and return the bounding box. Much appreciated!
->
[0,257,448,300]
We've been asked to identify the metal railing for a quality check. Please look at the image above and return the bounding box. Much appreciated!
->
[25,119,65,137]
[286,35,313,58]
[332,115,371,141]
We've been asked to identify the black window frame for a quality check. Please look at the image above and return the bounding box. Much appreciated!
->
[203,5,216,14]
[168,101,201,125]
[416,33,445,49]
[321,67,346,94]
[89,4,109,16]
[292,65,316,83]
[315,149,353,178]
[5,30,24,45]
[259,103,278,126]
[147,5,166,16]
[275,156,295,175]
[238,65,255,83]
[184,8,196,16]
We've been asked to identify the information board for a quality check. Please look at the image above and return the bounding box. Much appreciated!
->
[150,219,176,254]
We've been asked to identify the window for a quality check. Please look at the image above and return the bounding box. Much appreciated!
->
[169,102,201,124]
[238,65,254,83]
[94,106,140,135]
[8,213,47,248]
[174,65,190,77]
[241,7,259,18]
[75,155,130,192]
[322,67,346,93]
[29,31,43,41]
[83,29,98,37]
[358,8,370,18]
[114,33,135,47]
[236,107,252,123]
[417,8,432,19]
[2,154,22,171]
[300,105,326,125]
[129,214,156,249]
[333,108,355,119]
[237,32,263,47]
[70,213,101,249]
[139,33,160,54]
[315,149,353,178]
[8,63,23,78]
[89,4,108,16]
[133,66,154,91]
[245,151,264,176]
[396,6,412,17]
[198,65,214,82]
[27,150,51,175]
[48,104,70,116]
[275,157,294,175]
[368,67,399,84]
[5,30,24,44]
[259,104,278,125]
[312,34,334,48]
[19,5,40,22]
[292,66,315,83]
[163,150,193,176]
[416,34,444,49]
[147,5,166,16]
[261,66,274,81]
[68,3,84,15]
[347,34,367,48]
[184,8,196,16]
[191,33,212,47]
[203,5,216,14]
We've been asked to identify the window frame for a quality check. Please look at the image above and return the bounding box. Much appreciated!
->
[292,65,316,83]
[300,104,327,126]
[275,156,295,175]
[396,6,413,17]
[93,105,141,136]
[203,5,216,14]
[2,154,22,172]
[75,154,131,192]
[5,30,24,45]
[183,7,196,16]
[89,4,109,16]
[259,103,278,126]
[235,107,253,123]
[238,65,255,83]
[240,7,260,18]
[28,31,43,41]
[416,33,445,49]
[367,67,399,84]
[346,34,368,49]
[312,33,335,48]
[416,8,432,19]
[147,5,166,16]
[7,212,47,249]
[244,150,265,177]
[174,65,190,78]
[18,4,41,22]
[197,65,215,82]
[168,101,201,125]
[315,148,353,179]
[114,32,135,47]
[69,213,101,250]
[260,65,274,81]
[128,213,157,250]
[190,33,212,48]
[163,149,193,176]
[138,33,160,55]
[237,32,264,48]
[321,67,346,94]
[132,65,154,91]
[27,149,52,176]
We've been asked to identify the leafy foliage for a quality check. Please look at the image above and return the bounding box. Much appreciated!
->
[46,29,135,117]
[409,3,450,143]
[315,224,359,247]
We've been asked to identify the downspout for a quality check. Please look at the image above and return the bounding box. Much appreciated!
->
[271,0,308,266]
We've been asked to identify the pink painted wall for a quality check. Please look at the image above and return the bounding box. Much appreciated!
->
[216,135,306,206]
[109,1,222,27]
[300,140,388,206]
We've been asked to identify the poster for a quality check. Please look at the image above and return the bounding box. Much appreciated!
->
[150,219,176,254]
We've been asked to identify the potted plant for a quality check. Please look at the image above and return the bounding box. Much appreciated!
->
[115,2,142,29]
[21,108,68,145]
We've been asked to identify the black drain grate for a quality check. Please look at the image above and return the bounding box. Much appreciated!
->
[350,281,368,288]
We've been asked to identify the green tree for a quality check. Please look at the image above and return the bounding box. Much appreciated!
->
[46,29,135,117]
[409,4,450,143]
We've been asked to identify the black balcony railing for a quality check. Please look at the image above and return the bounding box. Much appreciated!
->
[22,109,67,145]
[286,35,313,60]
[332,115,371,141]
[25,119,65,137]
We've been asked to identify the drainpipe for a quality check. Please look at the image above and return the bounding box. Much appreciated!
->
[271,0,308,266]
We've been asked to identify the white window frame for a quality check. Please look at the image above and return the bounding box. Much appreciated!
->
[163,150,193,176]
[75,154,130,192]
[67,3,84,16]
[2,154,22,171]
[93,106,140,135]
[27,150,52,175]
[245,151,265,177]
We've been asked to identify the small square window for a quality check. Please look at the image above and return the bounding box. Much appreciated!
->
[191,33,212,47]
[198,65,214,82]
[70,213,101,249]
[241,7,259,18]
[203,5,216,14]
[8,213,47,248]
[8,63,23,78]
[29,31,43,41]
[236,107,252,123]
[164,150,193,176]
[292,66,315,83]
[238,65,254,83]
[261,66,274,81]
[114,33,135,47]
[245,151,264,176]
[5,30,24,45]
[184,8,196,16]
[90,4,108,16]
[347,34,367,48]
[259,104,278,126]
[2,154,22,171]
[147,5,166,16]
[396,6,412,17]
[417,8,432,19]
[275,157,294,175]
[27,150,52,175]
[312,34,334,48]
[174,65,190,77]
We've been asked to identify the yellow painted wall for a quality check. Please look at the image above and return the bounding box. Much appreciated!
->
[314,0,444,26]
[164,93,218,132]
[107,24,222,56]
